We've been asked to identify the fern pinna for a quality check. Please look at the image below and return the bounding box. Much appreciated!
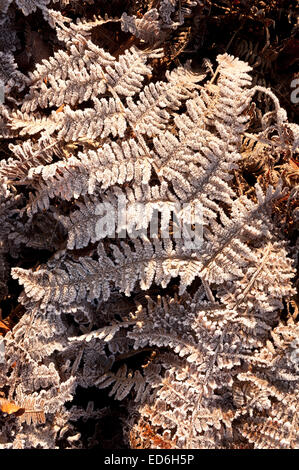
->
[0,2,298,449]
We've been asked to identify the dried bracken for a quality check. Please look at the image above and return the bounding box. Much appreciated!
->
[0,0,298,449]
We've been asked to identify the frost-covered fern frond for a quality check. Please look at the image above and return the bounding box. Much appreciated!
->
[121,9,164,44]
[0,135,60,183]
[55,182,177,249]
[0,52,26,93]
[12,181,290,306]
[0,2,297,449]
[234,319,299,449]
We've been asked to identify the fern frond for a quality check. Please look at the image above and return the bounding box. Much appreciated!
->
[56,182,177,249]
[25,136,153,214]
[126,66,203,137]
[121,9,163,44]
